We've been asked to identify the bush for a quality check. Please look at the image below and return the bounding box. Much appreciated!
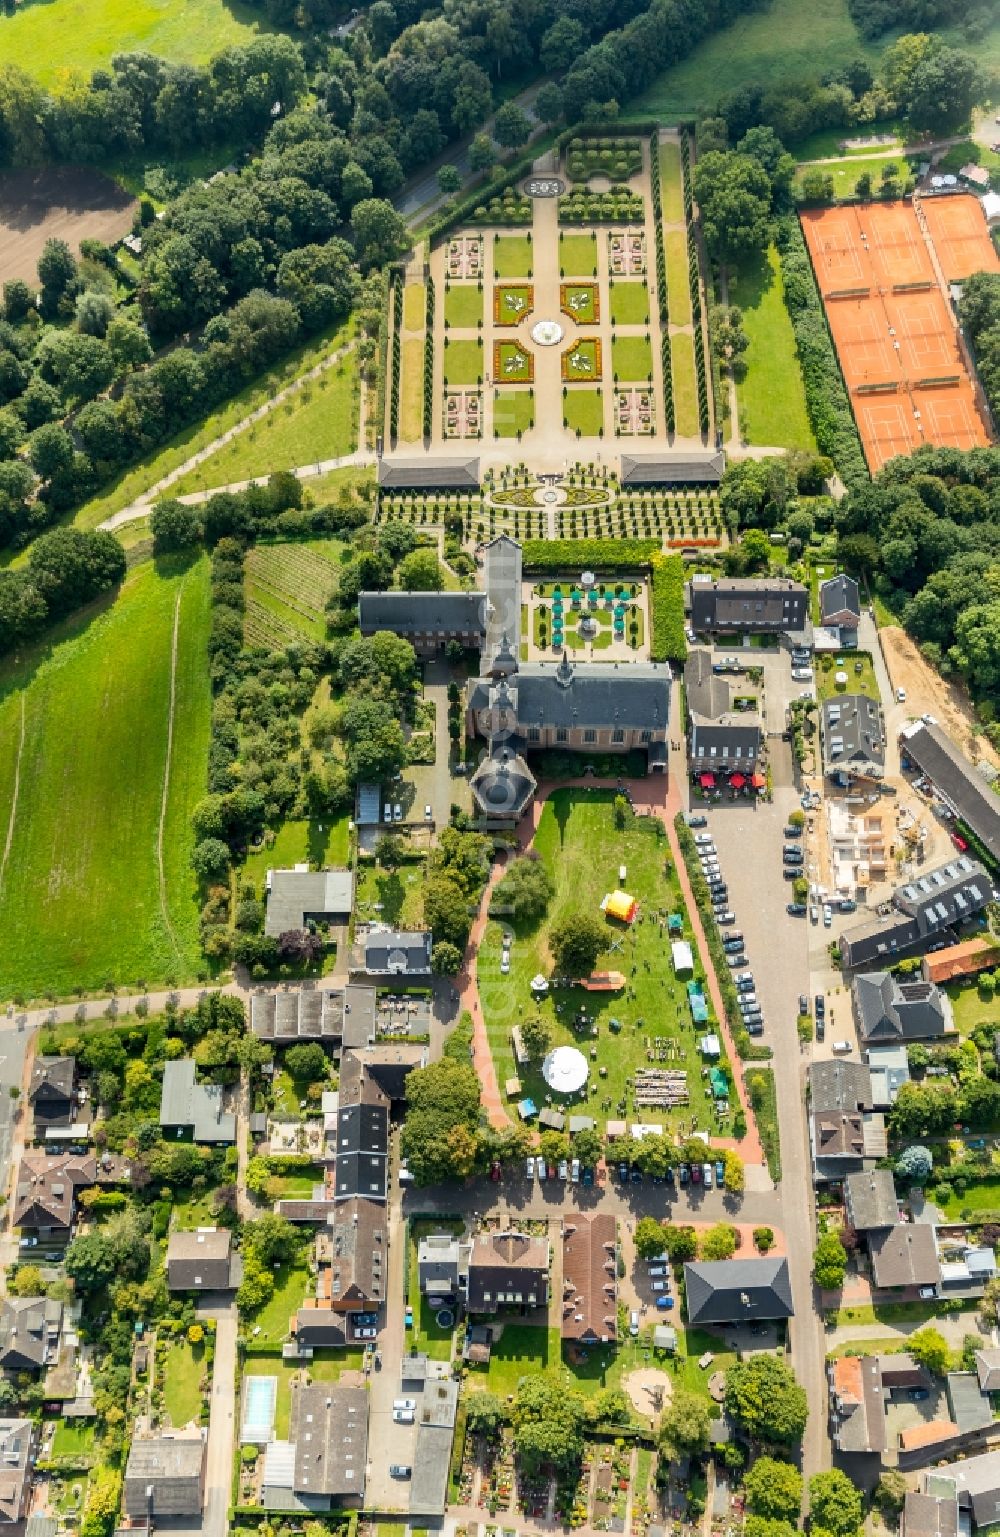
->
[521,538,659,572]
[649,553,686,663]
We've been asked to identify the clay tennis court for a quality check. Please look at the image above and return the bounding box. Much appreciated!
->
[921,193,1000,282]
[801,199,991,470]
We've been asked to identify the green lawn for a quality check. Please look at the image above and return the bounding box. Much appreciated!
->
[243,537,345,647]
[830,1300,942,1328]
[246,1266,310,1348]
[162,1337,204,1427]
[560,233,599,277]
[0,0,270,85]
[814,651,880,701]
[444,284,484,328]
[495,284,533,325]
[494,236,533,278]
[51,1422,96,1458]
[496,340,533,383]
[670,332,700,436]
[408,1218,463,1361]
[403,283,425,332]
[625,0,883,120]
[493,389,534,438]
[444,338,484,387]
[564,338,601,381]
[170,355,359,495]
[563,388,605,437]
[400,337,424,443]
[664,231,691,326]
[793,154,912,201]
[0,557,210,1000]
[748,1066,781,1182]
[467,1324,560,1395]
[563,284,598,324]
[610,282,650,326]
[790,122,906,161]
[729,245,816,451]
[612,335,653,383]
[243,814,351,895]
[478,790,737,1137]
[946,981,1000,1037]
[171,1190,219,1230]
[938,1181,1000,1220]
[59,319,355,541]
[307,1348,366,1380]
[355,859,426,929]
[659,140,686,225]
[244,1361,296,1439]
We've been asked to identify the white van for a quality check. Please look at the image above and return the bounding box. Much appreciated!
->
[832,1040,855,1054]
[571,1158,580,1183]
[629,1311,640,1337]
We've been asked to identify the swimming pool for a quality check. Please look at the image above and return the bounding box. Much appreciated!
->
[241,1375,277,1444]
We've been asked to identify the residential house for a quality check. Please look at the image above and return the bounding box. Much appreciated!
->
[332,1056,389,1203]
[166,1229,241,1292]
[159,1060,235,1144]
[410,1378,460,1518]
[683,651,761,777]
[827,800,890,893]
[923,939,1000,986]
[124,1434,206,1518]
[0,1422,36,1524]
[839,857,992,970]
[263,868,353,938]
[359,591,486,655]
[0,1297,63,1376]
[900,722,1000,866]
[936,1230,997,1293]
[819,574,862,641]
[325,1198,388,1311]
[933,1450,1000,1525]
[360,1043,427,1102]
[351,928,433,980]
[418,1234,468,1303]
[682,1258,793,1325]
[902,1490,959,1537]
[561,1213,618,1345]
[821,695,885,783]
[853,972,952,1044]
[466,1231,548,1314]
[687,577,809,635]
[946,1373,994,1434]
[866,1044,911,1108]
[261,1384,368,1507]
[868,1223,942,1291]
[807,1060,885,1182]
[27,1058,76,1134]
[975,1350,1000,1392]
[828,1354,887,1455]
[844,1169,899,1232]
[12,1151,97,1237]
[250,984,377,1048]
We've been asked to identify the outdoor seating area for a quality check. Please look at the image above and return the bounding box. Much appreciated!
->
[447,234,483,278]
[616,388,655,435]
[443,389,482,439]
[632,1069,690,1108]
[609,230,646,276]
[375,993,431,1036]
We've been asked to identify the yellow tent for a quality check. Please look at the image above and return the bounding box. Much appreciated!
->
[603,891,638,924]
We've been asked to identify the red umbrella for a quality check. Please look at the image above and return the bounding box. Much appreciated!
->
[750,771,766,789]
[699,773,716,789]
[729,773,746,789]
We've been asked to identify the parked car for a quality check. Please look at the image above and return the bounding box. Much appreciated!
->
[489,1161,501,1182]
[702,1163,713,1189]
[571,1158,580,1183]
[393,1408,415,1424]
[694,834,714,847]
[918,1287,937,1300]
[810,904,819,924]
[745,1020,764,1036]
[648,1266,666,1278]
[726,952,747,968]
[783,868,801,881]
[424,804,432,821]
[537,1160,547,1182]
[404,1306,413,1327]
[791,668,813,682]
[838,898,857,914]
[526,1156,535,1179]
[832,1040,854,1054]
[558,1159,569,1180]
[686,814,708,828]
[390,1465,412,1479]
[799,994,810,1016]
[394,1399,417,1412]
[618,1162,630,1182]
[678,1163,690,1185]
[715,1159,725,1185]
[736,975,755,991]
[629,1311,640,1337]
[815,994,826,1017]
[393,803,403,822]
[582,1166,594,1187]
[723,938,744,954]
[714,909,735,925]
[783,848,804,864]
[786,902,807,915]
[356,1327,376,1339]
[823,903,833,927]
[691,1163,701,1184]
[784,825,803,839]
[630,1167,642,1184]
[897,687,907,702]
[656,1295,675,1310]
[739,996,759,1013]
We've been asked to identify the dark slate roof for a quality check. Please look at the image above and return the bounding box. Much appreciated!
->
[0,1296,62,1371]
[360,1042,426,1102]
[482,535,523,671]
[292,1384,368,1499]
[900,721,1000,863]
[336,1102,388,1158]
[471,747,537,818]
[159,1060,235,1143]
[358,591,486,637]
[946,1371,993,1433]
[840,856,991,968]
[821,694,886,778]
[466,1230,549,1312]
[844,1169,899,1231]
[264,869,353,937]
[28,1057,74,1105]
[328,1198,387,1306]
[688,578,809,632]
[683,1257,793,1324]
[294,1308,348,1348]
[808,1058,873,1113]
[124,1437,204,1517]
[355,928,433,977]
[470,657,670,732]
[903,1492,959,1537]
[819,573,861,625]
[378,456,479,489]
[869,1223,941,1288]
[854,971,949,1042]
[620,451,725,485]
[684,651,732,719]
[166,1228,237,1291]
[335,1152,388,1203]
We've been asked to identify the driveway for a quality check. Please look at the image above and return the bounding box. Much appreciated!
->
[404,658,471,832]
[366,1137,416,1512]
[203,1304,238,1537]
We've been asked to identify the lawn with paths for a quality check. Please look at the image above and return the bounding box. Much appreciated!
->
[444,338,484,386]
[612,335,653,382]
[162,1336,205,1427]
[243,538,346,647]
[728,245,816,451]
[664,231,691,326]
[670,331,699,436]
[659,140,686,225]
[0,0,270,86]
[494,389,534,438]
[0,557,210,999]
[445,284,484,328]
[814,650,879,702]
[610,282,650,325]
[493,236,533,278]
[400,337,424,442]
[563,388,604,437]
[477,790,736,1137]
[560,232,599,277]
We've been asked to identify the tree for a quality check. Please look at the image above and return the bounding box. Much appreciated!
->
[540,14,585,71]
[494,101,532,149]
[348,720,407,784]
[243,1212,304,1267]
[106,313,152,372]
[693,151,773,261]
[188,1322,205,1345]
[431,941,464,975]
[350,197,408,268]
[401,1057,481,1183]
[284,1042,328,1082]
[572,1125,604,1168]
[725,1356,808,1444]
[908,1326,951,1376]
[75,289,115,337]
[151,500,203,553]
[549,911,605,980]
[512,1374,588,1473]
[663,1223,698,1262]
[534,83,565,124]
[3,279,33,322]
[723,1150,745,1194]
[520,1014,552,1059]
[64,1231,118,1292]
[635,1216,668,1259]
[493,856,553,925]
[191,838,231,884]
[374,832,405,869]
[9,1264,43,1297]
[896,1144,932,1182]
[812,1230,848,1289]
[466,1390,506,1439]
[399,548,445,591]
[423,872,473,950]
[437,164,462,196]
[469,133,497,174]
[701,1223,737,1261]
[754,1226,774,1252]
[745,1458,802,1521]
[37,237,77,314]
[29,421,73,482]
[659,1387,712,1459]
[741,528,771,571]
[875,1471,908,1515]
[901,44,984,134]
[808,1471,863,1537]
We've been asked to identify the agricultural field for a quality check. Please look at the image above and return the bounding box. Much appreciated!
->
[243,538,346,648]
[0,557,211,1000]
[0,0,270,86]
[171,351,359,495]
[0,167,136,286]
[728,245,816,451]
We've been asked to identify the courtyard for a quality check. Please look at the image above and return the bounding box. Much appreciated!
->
[524,577,649,660]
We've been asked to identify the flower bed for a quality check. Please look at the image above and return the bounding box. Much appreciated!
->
[494,339,534,383]
[561,282,599,324]
[562,338,602,382]
[494,284,534,326]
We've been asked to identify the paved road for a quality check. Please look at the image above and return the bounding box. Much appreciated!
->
[204,1306,238,1537]
[0,1020,34,1284]
[366,1134,413,1513]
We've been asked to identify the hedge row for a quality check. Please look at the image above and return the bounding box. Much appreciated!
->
[680,130,693,223]
[649,132,676,433]
[648,552,686,663]
[522,537,660,571]
[422,277,435,441]
[775,215,869,489]
[559,190,644,224]
[389,273,402,441]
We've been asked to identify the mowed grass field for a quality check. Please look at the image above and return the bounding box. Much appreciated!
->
[399,337,424,443]
[0,557,211,1000]
[671,331,700,436]
[0,0,271,86]
[729,245,816,450]
[171,352,359,494]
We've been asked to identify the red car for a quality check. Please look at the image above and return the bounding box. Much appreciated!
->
[952,833,968,852]
[490,1161,502,1182]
